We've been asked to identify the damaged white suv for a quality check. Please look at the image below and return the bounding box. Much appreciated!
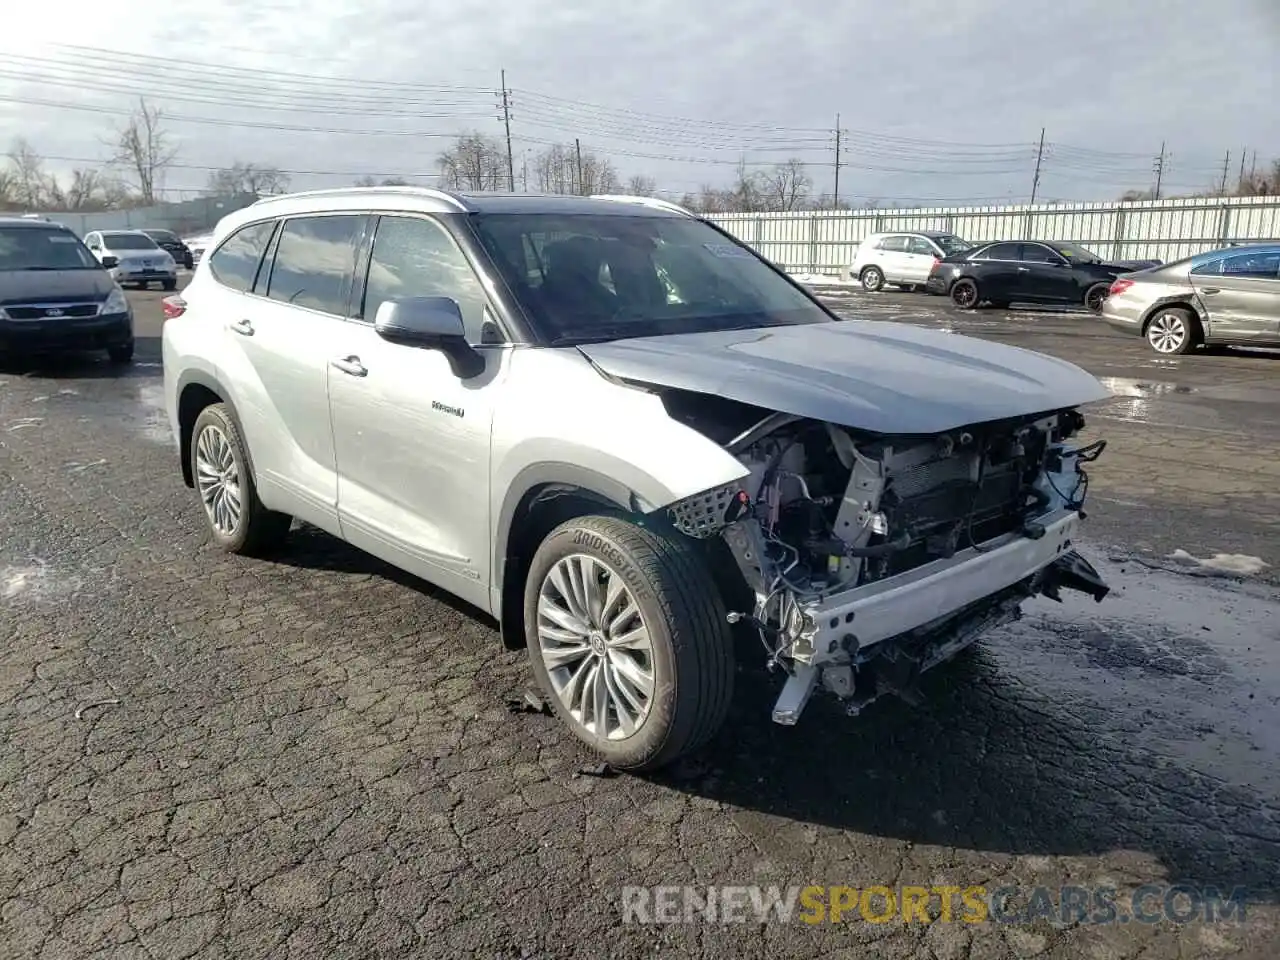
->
[163,187,1112,771]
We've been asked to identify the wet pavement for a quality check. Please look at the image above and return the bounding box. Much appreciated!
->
[0,282,1278,958]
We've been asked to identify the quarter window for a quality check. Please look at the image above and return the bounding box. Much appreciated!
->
[209,221,277,293]
[361,215,490,341]
[265,215,361,315]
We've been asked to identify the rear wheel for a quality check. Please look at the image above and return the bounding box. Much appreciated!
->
[524,515,734,772]
[950,278,979,309]
[1145,308,1199,355]
[860,265,885,292]
[190,404,292,555]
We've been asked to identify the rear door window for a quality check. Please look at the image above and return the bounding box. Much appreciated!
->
[982,243,1023,261]
[209,221,278,293]
[264,215,362,315]
[878,236,909,253]
[906,237,937,256]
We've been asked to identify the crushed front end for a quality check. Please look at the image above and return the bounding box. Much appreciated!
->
[667,406,1110,725]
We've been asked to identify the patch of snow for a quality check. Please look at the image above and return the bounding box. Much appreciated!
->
[791,272,858,287]
[1167,549,1269,576]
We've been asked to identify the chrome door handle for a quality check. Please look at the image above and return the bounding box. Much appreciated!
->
[331,356,367,377]
[229,318,254,336]
[1200,287,1220,295]
[1016,266,1030,272]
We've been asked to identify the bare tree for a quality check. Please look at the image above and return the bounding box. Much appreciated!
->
[758,158,811,211]
[7,138,46,208]
[626,174,657,197]
[436,132,508,191]
[1118,188,1156,201]
[533,143,620,195]
[208,161,290,197]
[108,98,179,205]
[354,175,410,186]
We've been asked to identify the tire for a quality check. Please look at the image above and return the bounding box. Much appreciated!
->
[189,404,292,555]
[523,514,734,772]
[860,265,885,292]
[162,278,177,291]
[107,341,134,364]
[1084,283,1109,314]
[1145,307,1199,355]
[950,278,979,309]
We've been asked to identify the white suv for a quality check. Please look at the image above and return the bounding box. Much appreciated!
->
[163,187,1111,771]
[846,231,973,291]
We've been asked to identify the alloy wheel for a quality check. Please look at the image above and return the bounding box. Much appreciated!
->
[536,554,655,740]
[1148,313,1187,353]
[194,424,243,535]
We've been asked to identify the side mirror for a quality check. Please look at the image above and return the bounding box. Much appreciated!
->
[101,255,119,269]
[373,296,485,379]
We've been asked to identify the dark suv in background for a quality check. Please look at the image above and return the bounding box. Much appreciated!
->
[142,229,194,269]
[0,217,134,363]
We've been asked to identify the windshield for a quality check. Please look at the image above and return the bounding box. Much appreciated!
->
[933,234,973,255]
[103,232,160,250]
[1051,242,1101,263]
[144,230,178,242]
[469,213,832,344]
[0,227,100,271]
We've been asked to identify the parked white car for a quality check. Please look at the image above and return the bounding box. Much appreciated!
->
[183,233,214,265]
[84,229,179,290]
[846,231,974,291]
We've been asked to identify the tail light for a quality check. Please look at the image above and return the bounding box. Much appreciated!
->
[1108,279,1134,297]
[161,295,187,319]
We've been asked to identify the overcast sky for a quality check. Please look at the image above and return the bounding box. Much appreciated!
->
[1,0,1277,207]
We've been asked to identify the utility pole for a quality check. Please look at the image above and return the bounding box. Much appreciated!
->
[521,150,529,192]
[1238,147,1247,191]
[575,138,584,195]
[1152,141,1166,200]
[499,69,515,192]
[1249,150,1258,180]
[1219,150,1231,195]
[833,113,842,208]
[1029,127,1045,205]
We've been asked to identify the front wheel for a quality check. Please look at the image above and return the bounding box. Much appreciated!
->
[107,341,134,364]
[190,404,292,555]
[860,265,885,292]
[1084,283,1109,314]
[162,278,177,291]
[524,515,734,772]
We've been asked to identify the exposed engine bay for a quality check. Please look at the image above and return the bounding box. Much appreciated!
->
[661,390,1111,725]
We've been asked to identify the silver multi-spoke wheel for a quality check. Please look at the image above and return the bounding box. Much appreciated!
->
[1148,312,1188,353]
[195,424,242,536]
[536,554,655,740]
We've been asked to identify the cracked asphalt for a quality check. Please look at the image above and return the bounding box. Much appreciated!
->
[1,279,1278,959]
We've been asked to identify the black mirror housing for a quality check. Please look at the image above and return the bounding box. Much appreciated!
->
[101,255,119,269]
[373,296,485,379]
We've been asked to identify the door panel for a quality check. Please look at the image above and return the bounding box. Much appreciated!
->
[214,214,363,531]
[903,237,939,282]
[1192,251,1280,342]
[329,214,499,607]
[1018,244,1076,301]
[970,243,1022,299]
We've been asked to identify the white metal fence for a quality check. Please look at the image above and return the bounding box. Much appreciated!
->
[706,196,1280,276]
[22,194,259,238]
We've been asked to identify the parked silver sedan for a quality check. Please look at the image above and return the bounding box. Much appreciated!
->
[1102,243,1280,354]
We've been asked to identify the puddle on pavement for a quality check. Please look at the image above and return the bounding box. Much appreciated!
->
[1098,376,1197,398]
[130,382,175,445]
[988,551,1280,795]
[0,559,80,603]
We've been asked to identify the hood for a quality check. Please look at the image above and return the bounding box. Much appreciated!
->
[0,269,114,308]
[577,321,1111,436]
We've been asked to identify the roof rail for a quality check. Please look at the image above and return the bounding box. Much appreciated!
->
[250,185,469,211]
[588,194,698,217]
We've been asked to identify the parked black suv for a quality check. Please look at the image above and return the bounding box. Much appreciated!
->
[141,229,194,269]
[0,217,134,363]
